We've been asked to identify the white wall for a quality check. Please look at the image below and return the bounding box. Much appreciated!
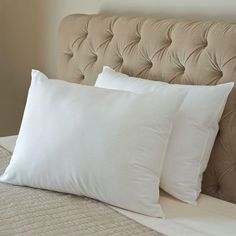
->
[1,0,236,135]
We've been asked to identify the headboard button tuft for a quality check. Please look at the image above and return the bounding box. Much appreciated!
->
[64,50,73,58]
[148,61,153,68]
[203,41,208,47]
[93,55,98,62]
[136,37,141,43]
[167,39,172,46]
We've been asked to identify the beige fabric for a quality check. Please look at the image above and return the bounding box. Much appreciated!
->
[0,146,163,236]
[58,14,236,204]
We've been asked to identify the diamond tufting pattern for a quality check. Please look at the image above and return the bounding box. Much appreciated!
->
[58,14,236,204]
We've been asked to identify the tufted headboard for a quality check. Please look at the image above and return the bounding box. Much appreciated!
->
[58,14,236,204]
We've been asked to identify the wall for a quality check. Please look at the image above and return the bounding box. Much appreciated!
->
[1,0,236,136]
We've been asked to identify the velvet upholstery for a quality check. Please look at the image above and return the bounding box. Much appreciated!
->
[58,14,236,204]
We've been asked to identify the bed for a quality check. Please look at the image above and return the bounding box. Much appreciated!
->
[1,14,236,236]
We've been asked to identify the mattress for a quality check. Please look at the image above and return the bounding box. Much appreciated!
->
[1,136,236,236]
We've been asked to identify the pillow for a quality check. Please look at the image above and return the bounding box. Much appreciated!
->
[95,66,234,204]
[0,70,186,217]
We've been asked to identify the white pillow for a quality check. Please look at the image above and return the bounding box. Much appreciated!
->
[0,70,186,217]
[95,66,234,204]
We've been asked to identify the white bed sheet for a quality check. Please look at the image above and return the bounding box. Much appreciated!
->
[1,135,236,236]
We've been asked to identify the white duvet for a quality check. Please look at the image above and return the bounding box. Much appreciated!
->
[1,135,236,236]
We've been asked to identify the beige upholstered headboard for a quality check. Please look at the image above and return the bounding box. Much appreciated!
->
[58,14,236,204]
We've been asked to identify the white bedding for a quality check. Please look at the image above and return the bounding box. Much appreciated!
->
[1,135,236,236]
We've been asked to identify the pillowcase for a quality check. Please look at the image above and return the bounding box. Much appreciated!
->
[95,66,234,204]
[0,70,186,217]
